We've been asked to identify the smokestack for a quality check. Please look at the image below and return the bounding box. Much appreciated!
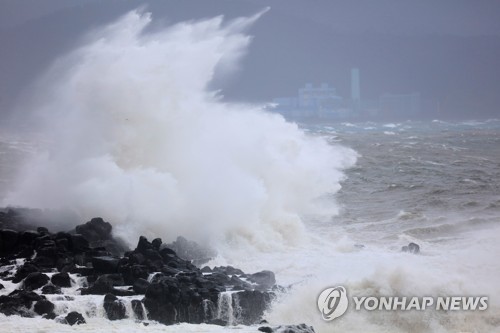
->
[351,68,360,101]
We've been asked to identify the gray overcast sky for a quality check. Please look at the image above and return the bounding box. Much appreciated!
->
[2,0,500,36]
[1,0,500,120]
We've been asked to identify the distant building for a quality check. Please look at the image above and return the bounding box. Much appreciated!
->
[273,83,344,119]
[351,68,360,101]
[270,69,422,122]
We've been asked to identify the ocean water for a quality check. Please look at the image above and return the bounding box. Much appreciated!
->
[2,121,499,333]
[1,9,500,333]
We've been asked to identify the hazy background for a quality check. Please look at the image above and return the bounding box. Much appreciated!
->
[1,0,500,122]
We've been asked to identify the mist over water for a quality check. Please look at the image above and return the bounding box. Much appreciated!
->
[2,10,356,250]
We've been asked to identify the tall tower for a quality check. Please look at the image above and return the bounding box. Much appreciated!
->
[351,68,360,101]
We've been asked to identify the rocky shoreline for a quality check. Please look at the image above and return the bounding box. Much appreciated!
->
[0,208,315,333]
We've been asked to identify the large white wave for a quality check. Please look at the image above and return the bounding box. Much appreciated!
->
[3,9,357,250]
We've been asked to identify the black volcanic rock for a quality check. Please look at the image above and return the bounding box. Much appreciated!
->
[69,234,89,252]
[235,290,273,325]
[230,275,252,291]
[258,324,316,333]
[73,218,128,256]
[81,275,114,295]
[103,293,126,320]
[0,229,19,255]
[131,299,145,320]
[76,218,112,241]
[0,290,44,316]
[65,311,86,325]
[0,219,290,328]
[402,242,420,254]
[136,236,152,254]
[248,270,276,290]
[133,278,150,294]
[152,238,162,250]
[41,284,62,294]
[51,272,72,288]
[37,227,49,235]
[19,230,39,246]
[34,299,55,315]
[163,236,216,266]
[213,266,244,276]
[92,256,120,274]
[23,272,49,291]
[12,263,39,283]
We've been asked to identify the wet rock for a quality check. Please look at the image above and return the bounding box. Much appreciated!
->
[152,238,162,250]
[147,248,164,260]
[101,274,125,286]
[34,299,55,315]
[159,247,177,258]
[19,230,40,246]
[70,266,94,276]
[131,299,145,320]
[43,312,57,320]
[37,227,49,235]
[0,290,43,316]
[51,272,72,288]
[402,242,420,254]
[32,255,56,268]
[235,290,273,325]
[163,236,215,266]
[103,293,126,320]
[41,284,62,294]
[23,272,49,291]
[12,263,39,283]
[213,266,244,276]
[408,242,420,253]
[93,239,128,257]
[0,216,282,327]
[128,253,146,265]
[65,311,86,325]
[92,256,120,274]
[201,266,212,273]
[133,278,150,294]
[144,277,183,325]
[136,236,152,254]
[275,324,316,333]
[259,324,316,333]
[0,229,19,254]
[69,234,89,252]
[248,270,276,290]
[75,217,112,241]
[230,275,252,290]
[81,273,129,296]
[206,272,231,286]
[81,275,115,295]
[119,264,148,285]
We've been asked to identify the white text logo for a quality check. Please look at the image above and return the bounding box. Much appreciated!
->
[317,286,349,321]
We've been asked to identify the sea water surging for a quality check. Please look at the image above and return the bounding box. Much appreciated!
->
[2,9,500,333]
[2,10,356,250]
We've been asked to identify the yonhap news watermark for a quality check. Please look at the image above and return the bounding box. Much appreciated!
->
[317,286,489,321]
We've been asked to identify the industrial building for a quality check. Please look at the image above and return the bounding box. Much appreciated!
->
[270,68,421,121]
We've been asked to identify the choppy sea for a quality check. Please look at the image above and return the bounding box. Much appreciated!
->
[1,119,499,332]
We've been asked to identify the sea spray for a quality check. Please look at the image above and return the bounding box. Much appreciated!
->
[3,9,357,253]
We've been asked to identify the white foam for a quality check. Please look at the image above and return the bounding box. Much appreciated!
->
[3,9,356,253]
